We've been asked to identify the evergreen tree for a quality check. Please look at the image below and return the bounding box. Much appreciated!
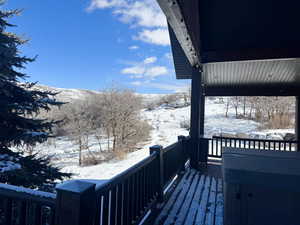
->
[0,6,70,191]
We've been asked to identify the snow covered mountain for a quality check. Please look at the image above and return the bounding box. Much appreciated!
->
[34,84,102,102]
[34,84,165,103]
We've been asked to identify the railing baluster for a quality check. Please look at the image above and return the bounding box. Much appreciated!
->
[284,142,287,151]
[117,183,124,225]
[110,187,117,225]
[3,198,12,225]
[124,180,130,225]
[137,171,142,217]
[34,203,42,225]
[95,195,102,225]
[103,191,110,225]
[279,142,282,151]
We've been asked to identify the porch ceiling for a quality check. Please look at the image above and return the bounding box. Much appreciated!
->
[157,0,300,96]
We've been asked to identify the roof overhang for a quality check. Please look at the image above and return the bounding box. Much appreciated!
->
[157,0,300,96]
[156,0,200,66]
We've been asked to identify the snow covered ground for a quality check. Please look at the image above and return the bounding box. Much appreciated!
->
[30,98,293,182]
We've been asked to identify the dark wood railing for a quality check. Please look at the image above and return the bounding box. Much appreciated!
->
[53,136,189,225]
[163,136,189,189]
[0,134,297,224]
[94,153,158,225]
[93,136,188,225]
[0,136,189,225]
[0,184,56,225]
[208,136,298,158]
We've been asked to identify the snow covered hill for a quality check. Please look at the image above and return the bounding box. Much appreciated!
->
[34,84,165,104]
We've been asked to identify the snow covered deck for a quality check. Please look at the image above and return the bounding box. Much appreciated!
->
[154,169,223,225]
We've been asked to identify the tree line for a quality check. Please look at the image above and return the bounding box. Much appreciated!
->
[222,96,295,129]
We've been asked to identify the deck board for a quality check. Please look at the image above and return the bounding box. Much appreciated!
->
[154,169,224,225]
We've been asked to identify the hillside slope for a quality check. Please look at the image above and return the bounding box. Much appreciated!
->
[28,85,293,181]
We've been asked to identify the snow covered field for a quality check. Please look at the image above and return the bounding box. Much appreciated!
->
[31,98,293,182]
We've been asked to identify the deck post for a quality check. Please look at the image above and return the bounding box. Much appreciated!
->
[55,180,96,225]
[150,145,164,202]
[190,66,205,169]
[296,96,300,150]
[178,135,187,172]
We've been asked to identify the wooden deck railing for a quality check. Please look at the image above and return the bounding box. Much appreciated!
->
[208,136,298,158]
[0,136,188,225]
[92,136,189,225]
[0,134,298,224]
[94,152,159,225]
[0,184,56,225]
[0,136,189,225]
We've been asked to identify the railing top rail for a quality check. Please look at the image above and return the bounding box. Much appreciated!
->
[0,183,56,206]
[95,152,157,193]
[212,135,298,144]
[163,142,178,153]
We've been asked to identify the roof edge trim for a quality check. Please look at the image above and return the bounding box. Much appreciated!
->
[157,0,200,67]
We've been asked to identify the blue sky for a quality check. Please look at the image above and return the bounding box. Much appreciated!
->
[4,0,189,93]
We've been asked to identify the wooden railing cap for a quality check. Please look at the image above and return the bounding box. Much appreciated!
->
[56,180,95,194]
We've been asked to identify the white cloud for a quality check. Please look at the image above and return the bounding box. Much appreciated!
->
[121,57,168,80]
[143,56,157,64]
[88,0,170,46]
[122,65,168,79]
[145,66,168,78]
[134,29,170,46]
[121,66,145,75]
[130,74,143,79]
[114,1,167,28]
[165,53,172,60]
[131,81,143,86]
[129,45,139,50]
[87,0,125,10]
[89,0,167,28]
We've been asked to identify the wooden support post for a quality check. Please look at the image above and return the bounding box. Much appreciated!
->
[55,180,96,225]
[296,96,300,151]
[178,135,187,172]
[190,66,205,169]
[150,145,164,203]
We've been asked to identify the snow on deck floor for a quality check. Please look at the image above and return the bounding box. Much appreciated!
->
[154,169,224,225]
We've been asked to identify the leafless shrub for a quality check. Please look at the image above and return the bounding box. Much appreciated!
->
[157,93,180,107]
[223,96,295,129]
[81,151,114,166]
[145,101,158,111]
[180,119,190,131]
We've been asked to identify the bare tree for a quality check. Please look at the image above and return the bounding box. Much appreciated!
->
[62,100,92,166]
[224,97,230,117]
[100,88,146,152]
[231,96,241,118]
